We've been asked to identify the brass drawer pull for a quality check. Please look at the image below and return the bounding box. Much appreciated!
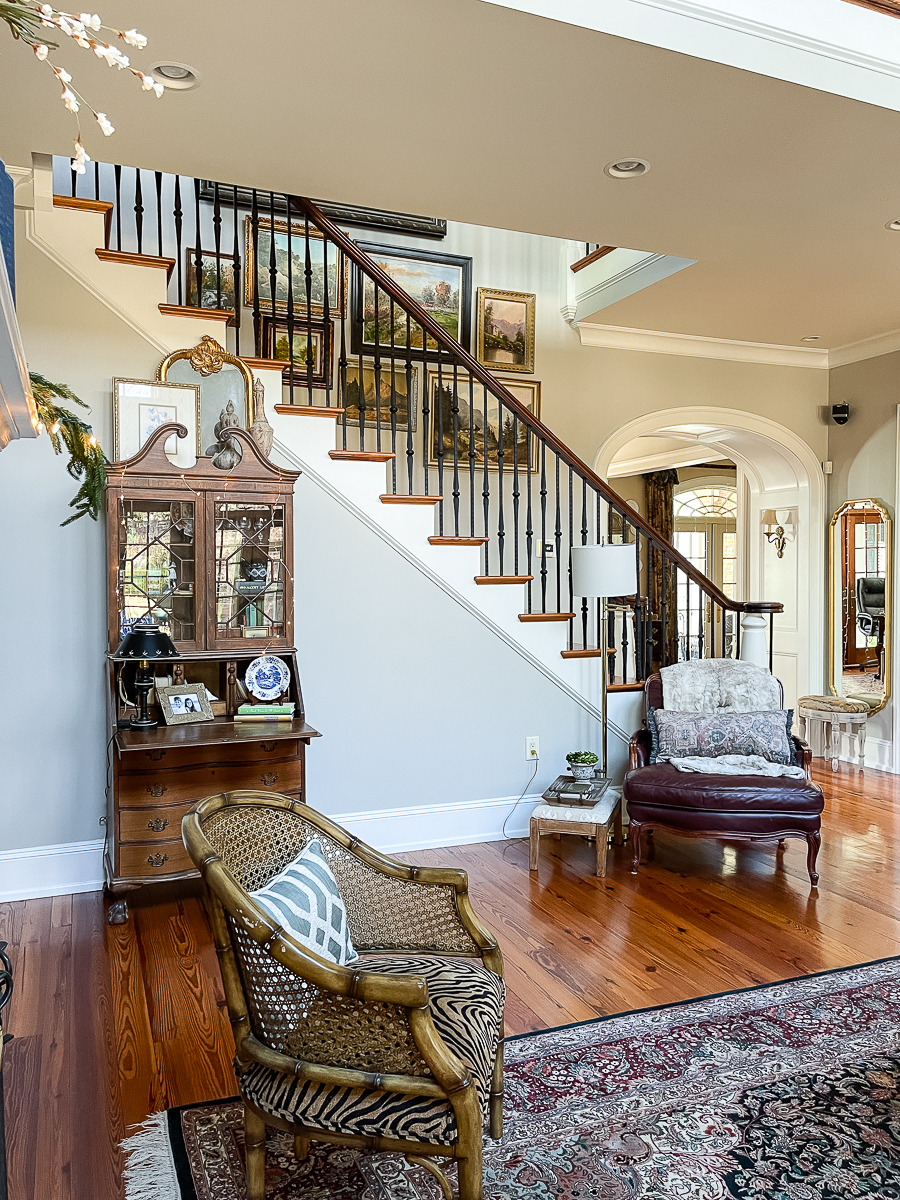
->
[261,772,279,786]
[260,741,276,752]
[145,750,166,762]
[147,784,168,797]
[147,853,169,867]
[147,818,169,833]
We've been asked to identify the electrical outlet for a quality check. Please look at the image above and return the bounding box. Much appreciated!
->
[525,736,540,760]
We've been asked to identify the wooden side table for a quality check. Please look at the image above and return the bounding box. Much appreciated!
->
[798,705,867,771]
[529,789,623,877]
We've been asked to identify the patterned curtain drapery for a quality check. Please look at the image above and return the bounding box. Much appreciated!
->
[643,469,679,667]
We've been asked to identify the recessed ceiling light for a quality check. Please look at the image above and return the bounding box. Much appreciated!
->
[886,220,900,231]
[150,61,200,90]
[801,335,821,341]
[604,158,650,180]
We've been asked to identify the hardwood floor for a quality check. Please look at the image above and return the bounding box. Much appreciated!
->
[2,760,899,1197]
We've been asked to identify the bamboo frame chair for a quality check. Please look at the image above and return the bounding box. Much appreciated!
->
[183,791,505,1200]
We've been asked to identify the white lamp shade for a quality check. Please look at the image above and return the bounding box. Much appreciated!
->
[571,543,638,598]
[761,509,779,528]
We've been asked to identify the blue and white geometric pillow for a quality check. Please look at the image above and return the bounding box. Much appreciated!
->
[250,839,358,966]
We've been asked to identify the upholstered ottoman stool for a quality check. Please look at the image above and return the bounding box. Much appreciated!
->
[529,788,622,877]
[797,695,869,771]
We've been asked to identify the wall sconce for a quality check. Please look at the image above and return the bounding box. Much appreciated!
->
[761,509,796,558]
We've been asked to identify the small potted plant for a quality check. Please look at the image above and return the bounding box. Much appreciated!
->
[566,751,599,781]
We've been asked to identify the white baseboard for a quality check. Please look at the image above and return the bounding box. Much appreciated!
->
[332,793,547,854]
[0,838,105,903]
[835,733,895,773]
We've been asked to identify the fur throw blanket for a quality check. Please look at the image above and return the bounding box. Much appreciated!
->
[658,754,807,778]
[660,660,781,713]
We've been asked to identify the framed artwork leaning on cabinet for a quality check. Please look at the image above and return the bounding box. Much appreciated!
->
[103,421,320,925]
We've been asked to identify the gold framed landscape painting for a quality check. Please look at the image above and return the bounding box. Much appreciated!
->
[476,288,535,374]
[244,215,348,317]
[428,371,540,470]
[343,362,419,431]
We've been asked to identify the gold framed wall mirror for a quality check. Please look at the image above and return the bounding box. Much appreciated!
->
[157,336,255,466]
[829,498,892,715]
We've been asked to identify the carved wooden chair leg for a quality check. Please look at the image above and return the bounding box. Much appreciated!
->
[243,1105,266,1200]
[293,1133,310,1161]
[806,830,821,887]
[629,820,643,874]
[489,1038,504,1140]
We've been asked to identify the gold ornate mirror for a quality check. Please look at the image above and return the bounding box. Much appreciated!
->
[829,498,892,714]
[157,336,255,459]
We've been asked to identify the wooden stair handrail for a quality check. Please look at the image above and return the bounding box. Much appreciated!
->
[294,195,781,617]
[570,245,617,272]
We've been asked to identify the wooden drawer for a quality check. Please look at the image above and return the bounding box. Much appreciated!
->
[118,839,194,879]
[117,759,303,808]
[119,803,193,843]
[118,738,300,776]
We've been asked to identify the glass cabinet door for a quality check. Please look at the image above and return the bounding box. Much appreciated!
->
[116,499,197,647]
[212,499,287,645]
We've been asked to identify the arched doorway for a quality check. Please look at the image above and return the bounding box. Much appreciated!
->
[594,407,826,706]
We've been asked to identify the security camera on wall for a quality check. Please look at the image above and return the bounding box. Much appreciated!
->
[832,403,850,426]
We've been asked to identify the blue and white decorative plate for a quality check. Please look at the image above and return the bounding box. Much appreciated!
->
[245,655,291,701]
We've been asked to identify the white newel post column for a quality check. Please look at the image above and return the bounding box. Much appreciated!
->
[739,612,768,667]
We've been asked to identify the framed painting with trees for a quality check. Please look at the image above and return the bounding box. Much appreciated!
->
[476,287,535,374]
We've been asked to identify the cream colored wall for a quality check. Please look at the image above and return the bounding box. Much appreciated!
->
[828,351,900,752]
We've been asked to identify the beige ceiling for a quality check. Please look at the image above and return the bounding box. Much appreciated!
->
[3,0,900,348]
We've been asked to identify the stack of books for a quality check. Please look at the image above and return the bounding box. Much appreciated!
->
[234,703,296,724]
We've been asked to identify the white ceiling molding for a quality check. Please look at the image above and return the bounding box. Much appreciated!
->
[562,248,696,326]
[608,444,729,476]
[482,0,900,111]
[576,321,830,368]
[827,326,900,368]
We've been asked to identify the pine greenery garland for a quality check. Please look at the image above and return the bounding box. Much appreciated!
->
[29,372,107,525]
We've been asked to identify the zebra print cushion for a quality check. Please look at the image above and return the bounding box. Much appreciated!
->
[240,954,505,1145]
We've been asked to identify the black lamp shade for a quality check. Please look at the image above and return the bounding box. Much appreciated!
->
[113,623,180,660]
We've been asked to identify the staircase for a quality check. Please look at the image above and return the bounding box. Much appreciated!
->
[18,152,782,743]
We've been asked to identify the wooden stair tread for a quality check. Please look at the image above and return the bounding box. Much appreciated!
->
[380,494,442,504]
[329,450,395,462]
[475,575,533,585]
[608,681,645,692]
[428,536,489,546]
[53,194,113,243]
[274,404,344,418]
[159,303,234,325]
[95,247,175,281]
[560,648,616,658]
[519,612,575,622]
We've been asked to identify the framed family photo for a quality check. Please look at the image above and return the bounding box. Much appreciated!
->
[157,683,214,726]
[244,215,348,317]
[262,316,333,388]
[343,362,418,431]
[351,243,472,357]
[476,288,535,373]
[427,372,540,470]
[112,378,201,466]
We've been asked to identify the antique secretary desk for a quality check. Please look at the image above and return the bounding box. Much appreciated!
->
[104,422,318,923]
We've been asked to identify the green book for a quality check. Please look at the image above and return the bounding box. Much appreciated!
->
[238,703,295,715]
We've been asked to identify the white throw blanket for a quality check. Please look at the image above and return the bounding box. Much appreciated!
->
[660,659,781,713]
[658,753,806,778]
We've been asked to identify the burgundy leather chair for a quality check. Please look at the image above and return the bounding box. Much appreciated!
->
[625,674,823,886]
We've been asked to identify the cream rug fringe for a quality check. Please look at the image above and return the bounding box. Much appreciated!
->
[121,1111,181,1200]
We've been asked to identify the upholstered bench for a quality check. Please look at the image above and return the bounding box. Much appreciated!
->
[529,788,622,877]
[796,694,869,771]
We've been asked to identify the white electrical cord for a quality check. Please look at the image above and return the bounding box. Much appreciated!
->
[501,758,540,840]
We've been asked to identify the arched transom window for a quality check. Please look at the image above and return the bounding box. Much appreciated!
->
[673,486,737,519]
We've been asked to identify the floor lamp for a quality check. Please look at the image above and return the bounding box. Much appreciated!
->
[571,544,639,778]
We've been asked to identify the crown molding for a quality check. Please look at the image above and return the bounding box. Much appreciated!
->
[828,326,900,367]
[576,321,830,368]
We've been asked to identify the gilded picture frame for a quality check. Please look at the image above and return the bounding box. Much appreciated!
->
[243,214,348,317]
[112,377,201,466]
[157,337,255,458]
[475,287,535,374]
[427,371,540,470]
[157,682,215,726]
[343,361,419,432]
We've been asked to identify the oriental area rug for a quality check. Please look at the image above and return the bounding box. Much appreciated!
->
[123,957,900,1199]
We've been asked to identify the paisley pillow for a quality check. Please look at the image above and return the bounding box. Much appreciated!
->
[647,708,794,765]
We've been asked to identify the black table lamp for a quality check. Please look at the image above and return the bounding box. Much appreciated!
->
[112,623,180,730]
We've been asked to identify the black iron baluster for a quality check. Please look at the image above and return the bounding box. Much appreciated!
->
[92,159,99,208]
[405,311,414,491]
[468,374,476,537]
[323,226,332,410]
[525,426,534,614]
[212,181,222,311]
[267,191,278,365]
[450,360,460,535]
[554,455,562,610]
[482,380,490,567]
[134,169,144,254]
[434,358,444,529]
[513,415,522,576]
[422,331,432,497]
[114,164,122,250]
[374,282,383,452]
[567,467,573,625]
[339,249,349,446]
[497,396,505,573]
[388,296,397,488]
[286,195,296,406]
[173,176,183,305]
[304,212,314,406]
[155,171,163,259]
[231,184,241,356]
[539,444,548,611]
[250,188,261,364]
[192,178,203,323]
